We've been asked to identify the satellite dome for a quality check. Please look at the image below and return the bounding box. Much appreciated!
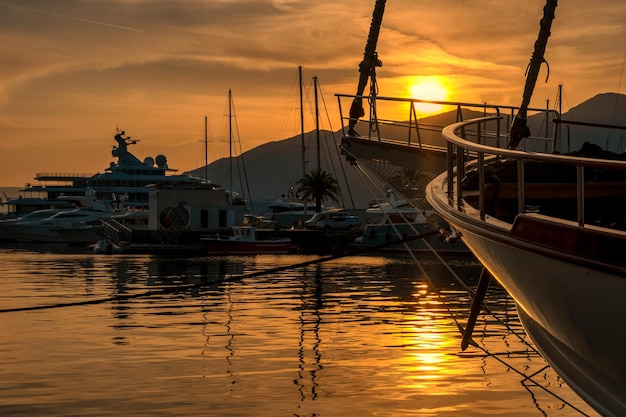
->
[155,154,167,168]
[143,157,155,167]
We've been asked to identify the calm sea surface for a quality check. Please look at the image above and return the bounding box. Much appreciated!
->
[0,244,597,417]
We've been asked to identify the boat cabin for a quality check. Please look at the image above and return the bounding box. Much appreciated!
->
[147,183,245,232]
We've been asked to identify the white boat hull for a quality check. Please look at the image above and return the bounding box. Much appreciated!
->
[57,226,103,245]
[5,223,65,243]
[427,179,626,416]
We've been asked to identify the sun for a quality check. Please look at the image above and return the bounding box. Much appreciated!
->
[408,77,449,116]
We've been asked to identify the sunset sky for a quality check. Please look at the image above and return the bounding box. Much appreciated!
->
[1,0,625,186]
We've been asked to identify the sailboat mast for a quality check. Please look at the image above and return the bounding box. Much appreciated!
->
[508,0,558,149]
[204,116,208,183]
[314,76,320,170]
[551,83,563,153]
[348,0,386,136]
[299,66,306,177]
[228,88,233,204]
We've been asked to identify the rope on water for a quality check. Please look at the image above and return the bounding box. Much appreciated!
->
[0,231,438,314]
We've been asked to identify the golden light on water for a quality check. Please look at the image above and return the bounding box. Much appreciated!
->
[407,76,450,117]
[406,317,456,380]
[397,284,462,392]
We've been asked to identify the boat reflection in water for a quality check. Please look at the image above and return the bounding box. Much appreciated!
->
[0,248,596,416]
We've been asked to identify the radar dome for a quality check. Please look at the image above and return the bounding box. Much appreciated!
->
[143,157,155,167]
[155,154,167,168]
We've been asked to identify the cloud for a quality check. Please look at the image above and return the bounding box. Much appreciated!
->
[0,0,625,185]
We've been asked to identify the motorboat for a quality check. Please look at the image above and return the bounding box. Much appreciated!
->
[6,208,112,243]
[364,187,422,224]
[261,197,319,229]
[3,190,120,243]
[0,208,66,242]
[350,184,464,254]
[355,209,467,255]
[57,209,149,245]
[201,225,291,255]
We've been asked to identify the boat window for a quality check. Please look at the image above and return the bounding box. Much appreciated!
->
[219,210,227,228]
[200,210,209,228]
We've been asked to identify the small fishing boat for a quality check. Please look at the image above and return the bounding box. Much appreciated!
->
[201,225,291,256]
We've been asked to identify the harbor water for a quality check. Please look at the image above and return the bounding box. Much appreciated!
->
[0,244,597,416]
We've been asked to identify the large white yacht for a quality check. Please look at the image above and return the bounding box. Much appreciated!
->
[5,129,205,216]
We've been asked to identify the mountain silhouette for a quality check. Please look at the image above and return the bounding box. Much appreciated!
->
[555,92,626,153]
[186,129,384,212]
[186,92,626,211]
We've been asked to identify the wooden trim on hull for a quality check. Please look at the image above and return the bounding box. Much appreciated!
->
[511,213,626,274]
[427,179,626,278]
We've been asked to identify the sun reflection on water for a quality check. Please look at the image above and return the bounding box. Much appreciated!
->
[398,282,466,391]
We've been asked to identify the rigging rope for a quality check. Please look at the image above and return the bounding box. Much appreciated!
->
[340,146,588,415]
[0,147,588,414]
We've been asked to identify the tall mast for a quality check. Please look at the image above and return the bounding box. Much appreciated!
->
[348,0,386,136]
[314,76,320,170]
[228,88,233,204]
[299,66,306,177]
[508,0,558,149]
[204,116,208,183]
[555,83,562,153]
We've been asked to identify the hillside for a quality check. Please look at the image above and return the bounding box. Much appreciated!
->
[186,92,626,210]
[555,92,626,153]
[186,129,385,211]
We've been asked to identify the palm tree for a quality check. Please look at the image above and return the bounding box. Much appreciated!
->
[296,168,341,212]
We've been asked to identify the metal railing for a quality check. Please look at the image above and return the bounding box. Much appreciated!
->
[35,172,94,179]
[97,218,132,243]
[335,93,559,152]
[441,116,626,227]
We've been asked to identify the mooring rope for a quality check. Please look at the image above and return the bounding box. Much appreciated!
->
[341,147,588,415]
[0,231,437,314]
[0,152,590,415]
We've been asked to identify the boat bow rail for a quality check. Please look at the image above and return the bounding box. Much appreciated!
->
[334,94,562,203]
[427,116,626,417]
[438,115,626,228]
[336,94,559,154]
